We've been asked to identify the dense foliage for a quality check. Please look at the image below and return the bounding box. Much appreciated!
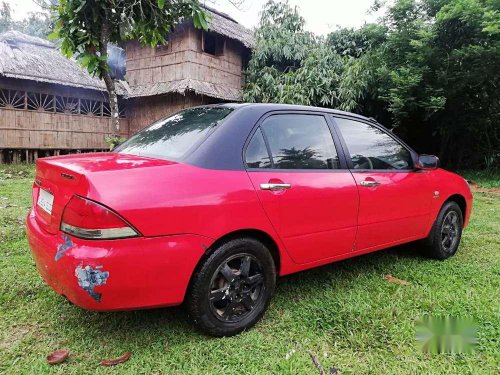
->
[244,0,500,169]
[51,0,208,132]
[0,1,51,38]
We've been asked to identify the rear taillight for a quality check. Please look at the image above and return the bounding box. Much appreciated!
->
[60,196,139,240]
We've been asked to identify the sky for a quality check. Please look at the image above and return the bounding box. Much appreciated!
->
[5,0,383,35]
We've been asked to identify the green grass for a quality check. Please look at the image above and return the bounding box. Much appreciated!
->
[1,165,499,374]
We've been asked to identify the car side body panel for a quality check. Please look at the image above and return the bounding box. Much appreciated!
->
[350,170,433,251]
[85,163,294,270]
[248,170,359,264]
[424,168,473,230]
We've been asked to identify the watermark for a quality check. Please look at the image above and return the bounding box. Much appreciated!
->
[416,315,478,354]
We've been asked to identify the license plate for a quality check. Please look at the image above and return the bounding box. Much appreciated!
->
[37,189,54,215]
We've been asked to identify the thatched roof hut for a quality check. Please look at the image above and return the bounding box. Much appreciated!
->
[0,5,254,162]
[0,31,105,92]
[0,31,129,94]
[125,6,253,133]
[127,6,253,102]
[0,31,130,162]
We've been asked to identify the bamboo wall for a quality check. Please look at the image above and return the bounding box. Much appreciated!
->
[126,25,244,90]
[0,109,129,149]
[0,78,129,163]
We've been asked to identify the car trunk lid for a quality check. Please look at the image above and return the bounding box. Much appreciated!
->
[33,152,175,234]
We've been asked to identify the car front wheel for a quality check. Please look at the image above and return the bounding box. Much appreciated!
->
[187,237,276,337]
[424,201,464,260]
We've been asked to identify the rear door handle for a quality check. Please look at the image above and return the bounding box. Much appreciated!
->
[360,180,381,187]
[260,183,292,191]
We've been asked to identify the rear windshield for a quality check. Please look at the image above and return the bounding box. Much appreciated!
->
[115,107,233,160]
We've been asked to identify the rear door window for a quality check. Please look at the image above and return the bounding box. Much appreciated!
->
[245,128,272,168]
[255,114,340,169]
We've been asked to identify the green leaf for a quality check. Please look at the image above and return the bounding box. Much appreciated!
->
[193,12,209,30]
[48,32,59,40]
[157,0,165,10]
[75,0,86,13]
[193,13,201,28]
[78,54,92,67]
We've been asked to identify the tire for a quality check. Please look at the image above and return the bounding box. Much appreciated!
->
[423,201,464,260]
[187,237,276,337]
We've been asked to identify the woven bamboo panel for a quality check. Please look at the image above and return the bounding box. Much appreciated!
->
[126,25,244,91]
[0,108,129,149]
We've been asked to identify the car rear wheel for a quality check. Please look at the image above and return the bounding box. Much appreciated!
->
[424,201,464,260]
[187,237,276,337]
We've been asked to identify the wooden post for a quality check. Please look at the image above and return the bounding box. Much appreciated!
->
[0,150,4,164]
[34,150,38,161]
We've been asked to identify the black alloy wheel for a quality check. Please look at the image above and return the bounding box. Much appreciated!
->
[424,201,464,260]
[440,210,460,254]
[208,254,266,322]
[187,237,276,336]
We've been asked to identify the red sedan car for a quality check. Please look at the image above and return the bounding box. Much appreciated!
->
[27,104,472,336]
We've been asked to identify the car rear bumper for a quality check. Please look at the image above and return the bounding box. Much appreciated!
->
[26,209,213,311]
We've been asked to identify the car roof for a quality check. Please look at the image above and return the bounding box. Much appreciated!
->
[211,102,379,125]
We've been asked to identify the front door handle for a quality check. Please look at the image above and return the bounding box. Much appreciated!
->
[260,183,292,191]
[360,180,381,187]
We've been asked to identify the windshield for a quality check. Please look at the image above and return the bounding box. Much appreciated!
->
[115,107,233,160]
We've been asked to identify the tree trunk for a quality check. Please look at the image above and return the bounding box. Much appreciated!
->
[104,73,120,133]
[100,22,120,133]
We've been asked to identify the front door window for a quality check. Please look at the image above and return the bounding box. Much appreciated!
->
[335,118,413,170]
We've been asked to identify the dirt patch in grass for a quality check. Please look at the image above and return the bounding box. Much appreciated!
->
[0,325,33,350]
[471,186,500,195]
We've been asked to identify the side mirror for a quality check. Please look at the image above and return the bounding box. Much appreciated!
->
[417,154,439,170]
